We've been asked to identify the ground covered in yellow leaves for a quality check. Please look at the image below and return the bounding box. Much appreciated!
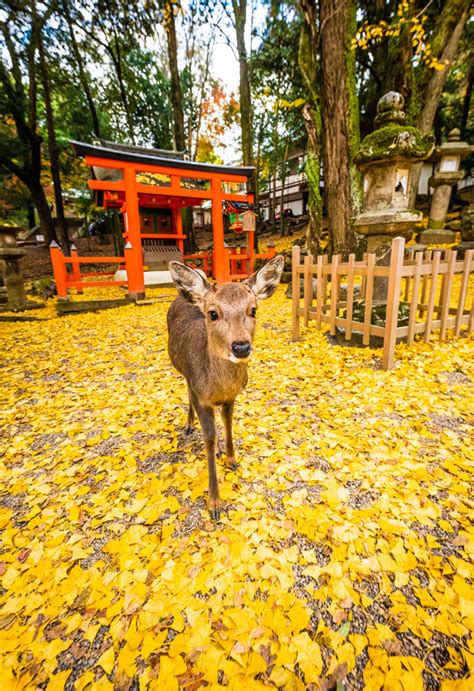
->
[1,284,473,690]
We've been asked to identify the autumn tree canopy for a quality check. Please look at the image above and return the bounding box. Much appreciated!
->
[0,0,471,251]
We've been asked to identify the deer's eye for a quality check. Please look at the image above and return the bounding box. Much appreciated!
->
[209,310,219,321]
[250,307,257,318]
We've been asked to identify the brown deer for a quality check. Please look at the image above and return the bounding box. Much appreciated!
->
[167,256,284,520]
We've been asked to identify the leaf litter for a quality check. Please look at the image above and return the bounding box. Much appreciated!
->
[0,282,473,690]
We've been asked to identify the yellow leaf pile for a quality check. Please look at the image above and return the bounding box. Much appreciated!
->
[1,284,473,689]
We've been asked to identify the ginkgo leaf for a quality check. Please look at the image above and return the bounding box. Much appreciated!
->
[1,266,472,689]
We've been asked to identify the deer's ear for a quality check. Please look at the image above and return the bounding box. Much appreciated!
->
[245,255,284,300]
[169,262,212,305]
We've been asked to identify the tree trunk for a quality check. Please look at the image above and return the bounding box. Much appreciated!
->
[279,141,289,236]
[37,18,70,253]
[163,2,195,252]
[165,1,186,152]
[232,0,253,167]
[409,0,469,205]
[28,177,57,245]
[27,199,36,229]
[271,168,277,234]
[109,34,136,144]
[298,2,322,256]
[63,2,102,137]
[461,60,473,136]
[319,0,361,258]
[0,9,57,246]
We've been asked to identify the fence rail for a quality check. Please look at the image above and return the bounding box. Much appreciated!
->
[292,237,474,370]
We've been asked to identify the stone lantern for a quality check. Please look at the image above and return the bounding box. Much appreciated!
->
[0,227,43,312]
[354,92,434,301]
[419,128,474,245]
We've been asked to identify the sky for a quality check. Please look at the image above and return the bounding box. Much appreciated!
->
[178,1,268,163]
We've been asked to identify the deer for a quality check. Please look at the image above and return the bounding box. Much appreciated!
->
[167,255,284,520]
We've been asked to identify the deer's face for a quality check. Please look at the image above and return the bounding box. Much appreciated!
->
[169,255,284,363]
[202,283,258,362]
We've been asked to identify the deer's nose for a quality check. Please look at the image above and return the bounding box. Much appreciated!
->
[231,341,251,358]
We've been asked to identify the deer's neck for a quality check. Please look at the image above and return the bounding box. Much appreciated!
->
[203,354,249,406]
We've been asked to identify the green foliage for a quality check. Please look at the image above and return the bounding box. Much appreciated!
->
[251,4,306,196]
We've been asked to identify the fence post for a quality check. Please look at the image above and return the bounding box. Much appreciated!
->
[329,255,340,336]
[424,251,441,342]
[407,252,423,346]
[439,250,457,340]
[49,241,68,299]
[363,252,375,346]
[70,244,83,294]
[345,254,355,340]
[303,254,313,327]
[292,245,301,341]
[316,255,323,328]
[455,250,472,336]
[382,237,405,370]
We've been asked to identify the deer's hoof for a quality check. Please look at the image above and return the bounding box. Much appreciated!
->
[226,459,238,471]
[208,498,221,521]
[184,425,194,435]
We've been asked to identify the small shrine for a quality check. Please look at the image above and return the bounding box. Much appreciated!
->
[353,91,434,301]
[50,141,276,302]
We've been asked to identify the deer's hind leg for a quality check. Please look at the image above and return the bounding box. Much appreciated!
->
[185,383,195,434]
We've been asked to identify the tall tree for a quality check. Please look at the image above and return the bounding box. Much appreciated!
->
[409,0,469,202]
[35,4,69,251]
[319,0,361,256]
[232,0,253,167]
[0,5,57,245]
[61,0,102,138]
[300,0,361,257]
[163,0,186,152]
[298,0,322,256]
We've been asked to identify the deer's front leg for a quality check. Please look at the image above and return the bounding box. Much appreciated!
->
[191,393,220,520]
[185,383,195,434]
[221,402,237,470]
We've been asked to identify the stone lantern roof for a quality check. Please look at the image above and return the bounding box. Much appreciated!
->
[355,92,434,167]
[432,128,474,160]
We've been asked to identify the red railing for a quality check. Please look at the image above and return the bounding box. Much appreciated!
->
[50,241,277,299]
[50,243,134,299]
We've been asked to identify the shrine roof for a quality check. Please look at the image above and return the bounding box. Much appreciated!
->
[71,140,255,178]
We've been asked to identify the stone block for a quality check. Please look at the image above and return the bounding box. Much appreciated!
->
[418,229,456,245]
[453,242,474,259]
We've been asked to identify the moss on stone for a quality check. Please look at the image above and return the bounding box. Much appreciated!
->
[355,125,434,165]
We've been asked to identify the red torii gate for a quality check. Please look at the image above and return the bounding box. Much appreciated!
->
[50,141,275,300]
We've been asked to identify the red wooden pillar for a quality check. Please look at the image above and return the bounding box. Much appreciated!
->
[123,167,145,299]
[211,178,230,283]
[49,241,68,298]
[173,207,184,255]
